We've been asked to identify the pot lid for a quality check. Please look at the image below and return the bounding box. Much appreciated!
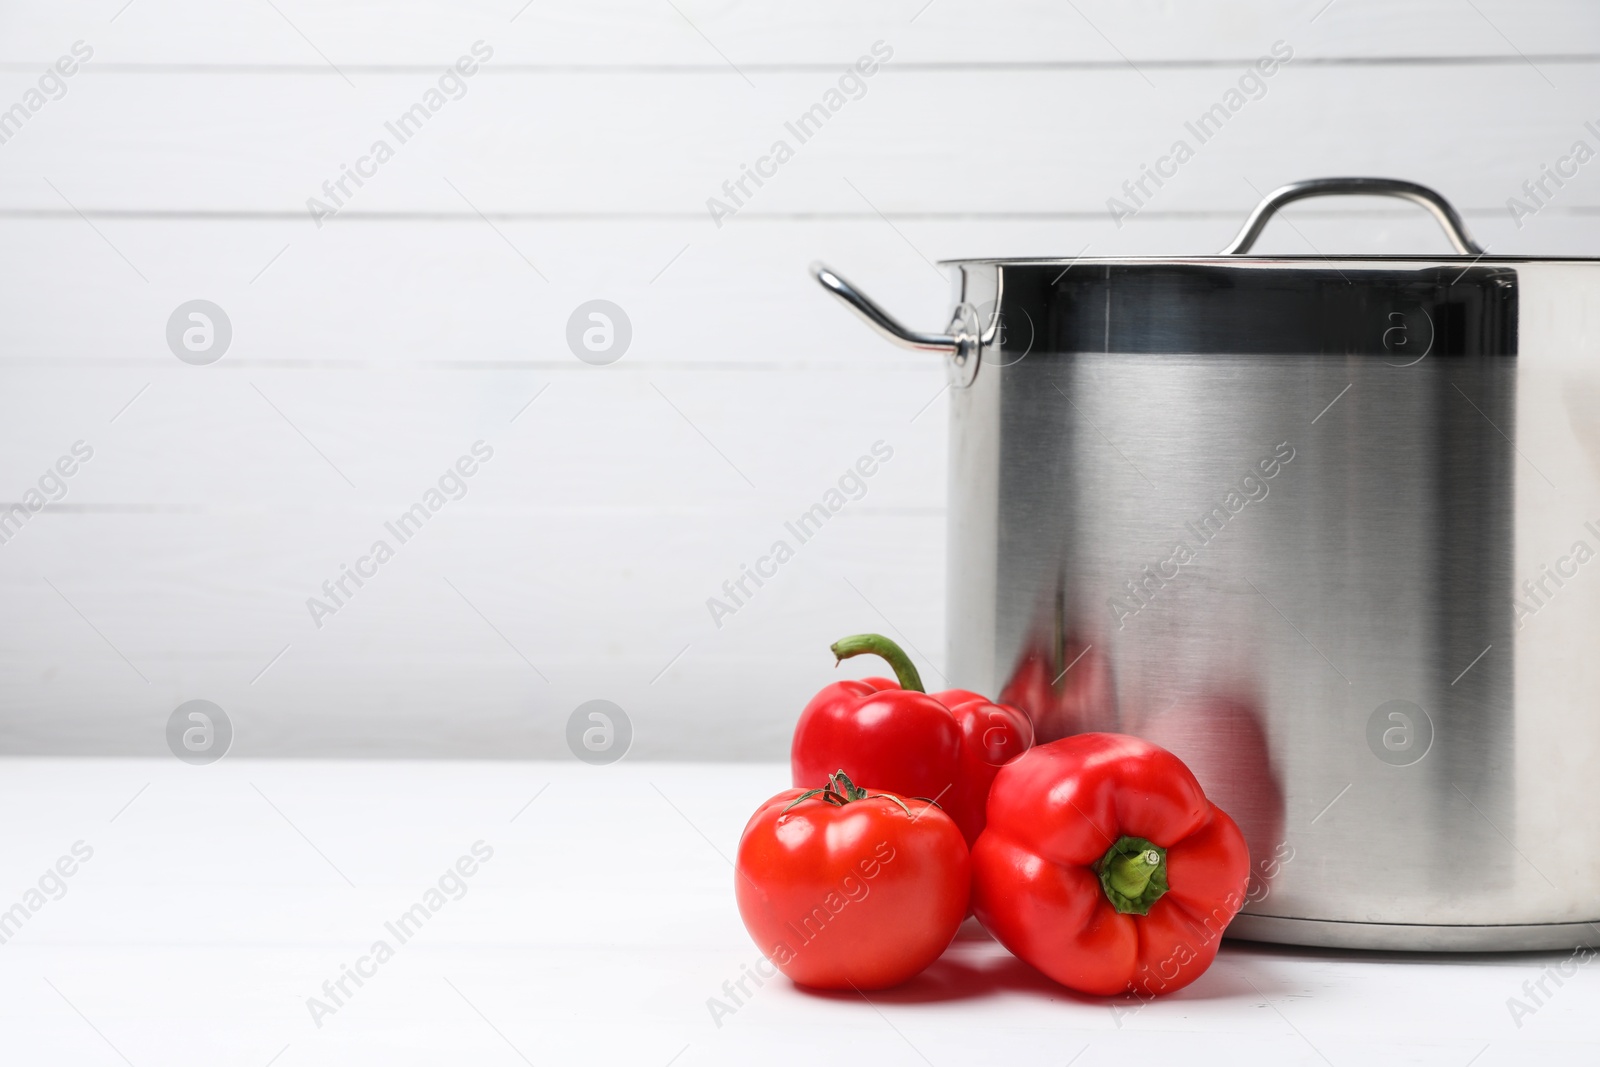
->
[814,178,1600,371]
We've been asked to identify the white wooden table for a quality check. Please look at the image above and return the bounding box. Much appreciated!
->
[0,758,1591,1065]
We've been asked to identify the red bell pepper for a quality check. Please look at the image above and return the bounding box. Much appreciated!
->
[791,633,1032,847]
[1000,624,1116,743]
[971,733,1250,997]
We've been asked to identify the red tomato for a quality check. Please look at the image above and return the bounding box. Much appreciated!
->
[735,773,970,990]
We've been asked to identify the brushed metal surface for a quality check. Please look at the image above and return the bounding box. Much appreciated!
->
[937,257,1600,950]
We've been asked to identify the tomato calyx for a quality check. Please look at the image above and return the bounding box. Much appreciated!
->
[829,633,925,693]
[1095,836,1169,915]
[784,769,914,816]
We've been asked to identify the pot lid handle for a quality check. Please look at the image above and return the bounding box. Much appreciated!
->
[1221,177,1484,256]
[811,263,962,355]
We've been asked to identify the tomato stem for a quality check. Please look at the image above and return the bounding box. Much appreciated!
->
[830,633,925,693]
[1096,836,1169,915]
[783,770,914,815]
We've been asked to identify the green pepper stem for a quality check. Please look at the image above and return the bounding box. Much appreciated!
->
[1106,848,1162,899]
[1096,836,1170,915]
[830,633,925,693]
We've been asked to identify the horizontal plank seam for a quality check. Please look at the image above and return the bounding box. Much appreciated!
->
[0,506,949,515]
[1,208,1596,222]
[0,360,938,370]
[1,54,1597,74]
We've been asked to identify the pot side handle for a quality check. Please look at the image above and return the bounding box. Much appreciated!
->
[1221,177,1484,256]
[810,263,963,355]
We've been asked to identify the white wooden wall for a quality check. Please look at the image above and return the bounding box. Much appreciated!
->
[1,1,1597,758]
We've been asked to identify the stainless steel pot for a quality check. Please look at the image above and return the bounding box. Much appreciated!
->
[815,177,1600,951]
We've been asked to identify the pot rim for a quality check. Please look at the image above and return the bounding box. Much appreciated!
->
[939,255,1600,267]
